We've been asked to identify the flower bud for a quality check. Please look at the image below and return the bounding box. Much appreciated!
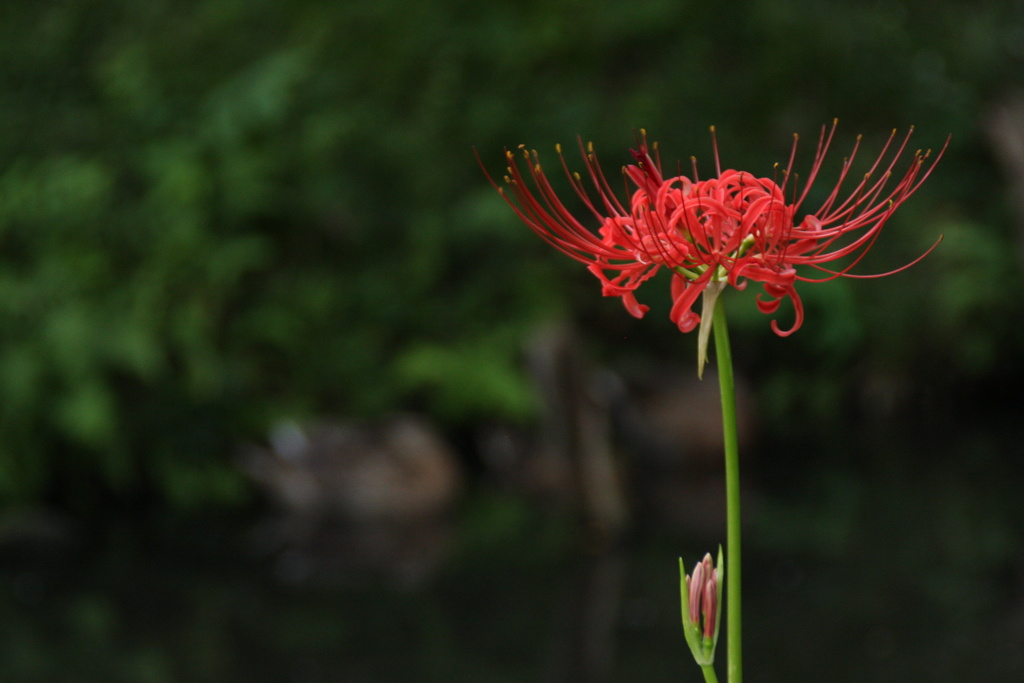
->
[688,559,705,626]
[679,547,724,666]
[702,570,717,639]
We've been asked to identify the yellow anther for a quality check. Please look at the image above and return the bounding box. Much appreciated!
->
[506,150,514,159]
[653,141,659,150]
[503,175,511,183]
[555,143,562,153]
[573,172,581,181]
[587,141,594,153]
[832,117,839,125]
[534,164,541,173]
[640,128,647,136]
[857,134,863,141]
[518,144,526,149]
[793,133,799,141]
[710,125,716,133]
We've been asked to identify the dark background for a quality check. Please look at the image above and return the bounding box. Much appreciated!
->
[0,0,1022,680]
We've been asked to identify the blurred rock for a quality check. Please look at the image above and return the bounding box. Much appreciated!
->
[238,414,462,585]
[240,414,462,520]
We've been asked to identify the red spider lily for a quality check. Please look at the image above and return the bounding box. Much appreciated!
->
[482,121,946,353]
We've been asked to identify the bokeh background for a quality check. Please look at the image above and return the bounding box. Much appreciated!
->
[0,0,1023,681]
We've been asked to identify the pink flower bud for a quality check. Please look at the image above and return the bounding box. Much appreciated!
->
[679,549,723,666]
[701,553,714,581]
[702,570,718,638]
[689,560,705,625]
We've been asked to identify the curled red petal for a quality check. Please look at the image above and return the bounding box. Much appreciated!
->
[755,293,782,314]
[677,310,700,333]
[621,291,649,319]
[670,272,711,331]
[670,272,688,300]
[769,286,804,337]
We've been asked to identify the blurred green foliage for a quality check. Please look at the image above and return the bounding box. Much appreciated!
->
[0,0,1021,505]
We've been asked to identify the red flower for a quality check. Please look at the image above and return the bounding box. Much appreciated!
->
[484,122,946,340]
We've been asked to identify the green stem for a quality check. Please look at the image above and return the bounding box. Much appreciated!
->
[701,664,721,683]
[712,297,742,683]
